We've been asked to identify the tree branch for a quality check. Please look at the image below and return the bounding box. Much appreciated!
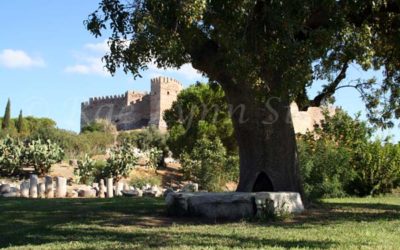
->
[309,61,349,107]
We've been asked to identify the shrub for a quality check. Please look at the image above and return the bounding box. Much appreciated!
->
[298,109,400,199]
[75,154,96,185]
[350,141,400,196]
[147,147,163,169]
[298,138,354,200]
[104,141,139,181]
[117,126,169,168]
[22,139,64,176]
[0,136,23,176]
[180,137,239,191]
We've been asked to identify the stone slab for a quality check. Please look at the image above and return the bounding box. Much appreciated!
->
[166,192,304,220]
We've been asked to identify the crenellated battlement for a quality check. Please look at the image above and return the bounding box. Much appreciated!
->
[150,76,182,86]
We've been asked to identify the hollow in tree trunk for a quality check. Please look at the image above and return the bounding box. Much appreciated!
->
[225,88,303,195]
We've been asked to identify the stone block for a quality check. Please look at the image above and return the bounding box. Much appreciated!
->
[166,192,304,220]
[255,192,304,215]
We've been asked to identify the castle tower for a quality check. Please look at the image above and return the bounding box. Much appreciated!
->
[149,76,182,130]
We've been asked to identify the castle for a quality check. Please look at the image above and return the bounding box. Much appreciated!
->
[81,76,334,133]
[81,76,182,131]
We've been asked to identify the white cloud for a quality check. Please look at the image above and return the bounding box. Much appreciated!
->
[65,40,205,80]
[147,62,204,81]
[0,49,45,69]
[84,41,109,54]
[64,56,110,76]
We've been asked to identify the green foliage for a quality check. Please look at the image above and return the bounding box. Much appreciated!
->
[118,126,169,167]
[15,110,26,134]
[75,154,96,185]
[147,147,163,169]
[22,139,64,176]
[164,82,236,157]
[87,1,400,128]
[0,136,23,176]
[351,141,400,196]
[32,127,115,159]
[298,138,354,200]
[180,137,239,191]
[299,109,400,199]
[1,99,11,130]
[104,141,139,181]
[129,175,162,189]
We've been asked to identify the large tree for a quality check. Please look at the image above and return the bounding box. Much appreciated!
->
[86,1,400,193]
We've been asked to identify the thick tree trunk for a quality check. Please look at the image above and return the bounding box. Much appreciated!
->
[225,87,303,195]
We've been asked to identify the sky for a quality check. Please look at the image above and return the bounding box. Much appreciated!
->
[0,1,398,141]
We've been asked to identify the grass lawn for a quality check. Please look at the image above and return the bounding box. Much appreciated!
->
[0,196,399,249]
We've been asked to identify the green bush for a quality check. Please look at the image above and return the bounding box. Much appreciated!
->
[350,141,400,196]
[22,139,64,176]
[298,109,400,200]
[298,138,354,200]
[0,137,23,176]
[147,147,163,169]
[75,154,96,185]
[104,141,139,181]
[180,137,239,191]
[117,126,169,168]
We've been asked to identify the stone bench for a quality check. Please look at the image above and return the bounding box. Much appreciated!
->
[166,192,304,220]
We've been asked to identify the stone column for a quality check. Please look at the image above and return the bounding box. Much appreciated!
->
[29,174,38,198]
[106,178,114,198]
[38,183,46,198]
[45,176,54,198]
[20,180,30,198]
[115,181,124,196]
[99,179,105,198]
[55,177,67,198]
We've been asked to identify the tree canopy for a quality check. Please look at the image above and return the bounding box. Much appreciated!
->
[87,0,400,127]
[86,0,400,193]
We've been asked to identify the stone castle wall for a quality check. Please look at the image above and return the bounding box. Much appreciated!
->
[81,77,333,133]
[81,77,182,131]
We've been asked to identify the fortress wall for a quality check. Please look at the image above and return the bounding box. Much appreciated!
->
[116,95,151,130]
[149,77,182,129]
[290,103,335,134]
[80,94,128,129]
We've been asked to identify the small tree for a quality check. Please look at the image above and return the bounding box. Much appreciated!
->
[2,99,11,130]
[180,137,238,191]
[104,141,139,181]
[15,110,25,134]
[22,139,64,176]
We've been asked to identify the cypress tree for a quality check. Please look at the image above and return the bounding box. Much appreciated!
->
[1,99,11,129]
[16,110,24,133]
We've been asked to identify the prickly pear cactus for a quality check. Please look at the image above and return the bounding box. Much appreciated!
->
[0,136,23,176]
[22,139,64,176]
[105,141,139,181]
[75,154,96,184]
